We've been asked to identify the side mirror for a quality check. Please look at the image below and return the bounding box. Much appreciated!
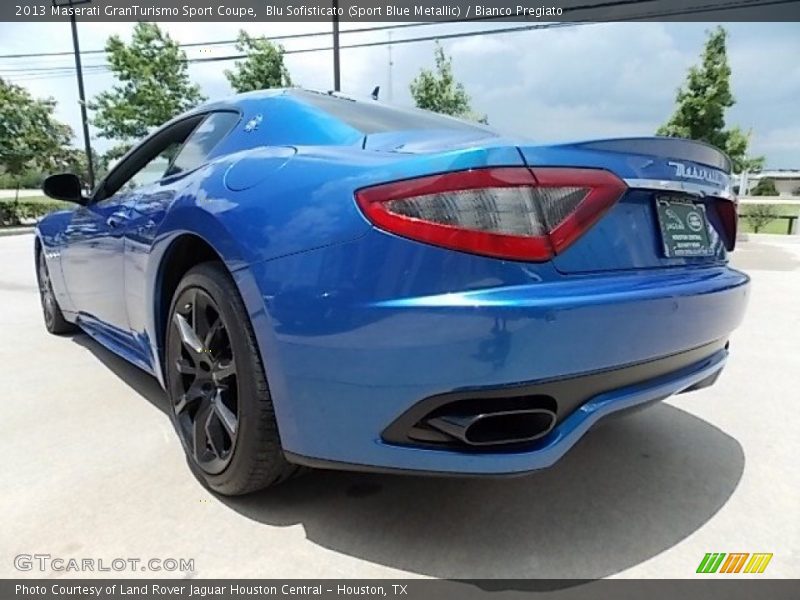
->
[42,173,87,205]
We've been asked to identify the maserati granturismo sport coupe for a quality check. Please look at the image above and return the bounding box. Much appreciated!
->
[36,89,750,494]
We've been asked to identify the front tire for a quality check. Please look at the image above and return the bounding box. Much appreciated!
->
[165,262,297,495]
[37,250,77,335]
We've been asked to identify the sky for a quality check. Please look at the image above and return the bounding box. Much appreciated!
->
[1,21,798,168]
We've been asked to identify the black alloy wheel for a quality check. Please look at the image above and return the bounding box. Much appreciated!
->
[169,287,239,475]
[37,250,76,334]
[165,262,298,495]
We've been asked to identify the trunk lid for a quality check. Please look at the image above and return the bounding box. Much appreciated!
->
[518,137,734,274]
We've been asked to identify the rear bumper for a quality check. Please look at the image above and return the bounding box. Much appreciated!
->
[285,346,728,476]
[239,257,749,475]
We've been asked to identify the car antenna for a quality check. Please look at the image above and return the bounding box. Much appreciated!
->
[371,86,380,100]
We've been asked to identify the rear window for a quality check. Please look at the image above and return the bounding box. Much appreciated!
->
[292,90,494,135]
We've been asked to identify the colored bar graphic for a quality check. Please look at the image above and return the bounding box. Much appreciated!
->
[697,553,726,573]
[744,553,773,574]
[697,552,773,574]
[719,553,749,573]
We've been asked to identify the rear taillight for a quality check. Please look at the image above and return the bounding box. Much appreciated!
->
[355,167,627,261]
[715,199,738,251]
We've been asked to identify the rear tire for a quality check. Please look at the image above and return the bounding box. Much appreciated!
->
[37,251,77,335]
[165,262,298,495]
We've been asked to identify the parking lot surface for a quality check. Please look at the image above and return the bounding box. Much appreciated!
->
[1,233,798,579]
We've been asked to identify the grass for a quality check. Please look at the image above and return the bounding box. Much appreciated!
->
[10,195,50,204]
[739,203,800,235]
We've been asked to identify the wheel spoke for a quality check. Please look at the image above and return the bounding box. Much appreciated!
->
[191,290,214,343]
[213,359,236,382]
[204,318,224,350]
[175,357,197,376]
[214,393,238,438]
[192,399,213,460]
[204,405,223,459]
[173,312,204,355]
[174,384,203,415]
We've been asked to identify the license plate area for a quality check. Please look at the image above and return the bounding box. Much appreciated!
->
[655,195,714,258]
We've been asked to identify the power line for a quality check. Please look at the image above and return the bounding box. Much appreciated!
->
[0,2,650,62]
[189,21,587,63]
[4,21,588,79]
[3,0,795,82]
[0,21,449,61]
[3,0,787,62]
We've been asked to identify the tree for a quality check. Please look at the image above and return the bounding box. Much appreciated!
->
[750,178,778,197]
[657,27,763,173]
[0,77,73,201]
[410,42,487,123]
[91,22,205,146]
[225,31,292,92]
[742,204,777,233]
[58,147,105,190]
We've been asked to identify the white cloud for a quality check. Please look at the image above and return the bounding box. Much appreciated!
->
[0,21,797,167]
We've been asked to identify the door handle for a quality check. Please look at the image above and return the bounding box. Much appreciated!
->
[106,211,128,228]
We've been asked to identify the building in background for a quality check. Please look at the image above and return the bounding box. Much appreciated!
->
[739,170,800,197]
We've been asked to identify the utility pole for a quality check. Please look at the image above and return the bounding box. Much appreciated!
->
[52,0,95,190]
[387,31,393,102]
[332,0,341,91]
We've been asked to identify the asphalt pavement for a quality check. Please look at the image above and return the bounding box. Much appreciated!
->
[0,232,797,579]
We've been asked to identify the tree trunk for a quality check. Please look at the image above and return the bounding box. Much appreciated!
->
[12,180,21,226]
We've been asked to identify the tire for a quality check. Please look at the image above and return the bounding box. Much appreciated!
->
[37,250,78,335]
[165,262,298,495]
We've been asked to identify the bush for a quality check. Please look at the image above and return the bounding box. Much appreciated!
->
[0,198,70,227]
[750,178,779,196]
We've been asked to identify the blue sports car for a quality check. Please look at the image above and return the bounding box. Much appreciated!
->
[36,89,749,494]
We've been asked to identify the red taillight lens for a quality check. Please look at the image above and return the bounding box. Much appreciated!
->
[715,199,738,251]
[355,167,627,261]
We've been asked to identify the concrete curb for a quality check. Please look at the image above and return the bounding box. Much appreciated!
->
[0,227,34,237]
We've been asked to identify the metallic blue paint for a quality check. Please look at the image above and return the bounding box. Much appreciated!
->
[36,90,749,475]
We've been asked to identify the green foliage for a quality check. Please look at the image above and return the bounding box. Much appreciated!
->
[54,147,106,191]
[0,169,44,189]
[91,22,205,145]
[657,27,764,173]
[741,204,778,233]
[0,198,70,227]
[410,42,486,123]
[750,178,779,197]
[225,31,292,93]
[725,126,764,173]
[0,77,74,196]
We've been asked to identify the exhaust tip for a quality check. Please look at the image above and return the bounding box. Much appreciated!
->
[428,408,557,447]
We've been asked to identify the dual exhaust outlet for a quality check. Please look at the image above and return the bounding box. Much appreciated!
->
[426,408,557,447]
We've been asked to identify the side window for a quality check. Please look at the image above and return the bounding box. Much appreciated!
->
[167,112,240,176]
[96,115,205,202]
[123,143,183,191]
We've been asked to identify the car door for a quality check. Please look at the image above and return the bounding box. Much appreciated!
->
[59,180,137,334]
[123,111,242,340]
[60,116,205,336]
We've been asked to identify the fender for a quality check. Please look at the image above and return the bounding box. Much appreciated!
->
[34,210,77,315]
[143,207,249,386]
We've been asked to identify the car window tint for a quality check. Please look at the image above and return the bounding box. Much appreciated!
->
[124,143,183,191]
[168,112,240,176]
[294,91,494,134]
